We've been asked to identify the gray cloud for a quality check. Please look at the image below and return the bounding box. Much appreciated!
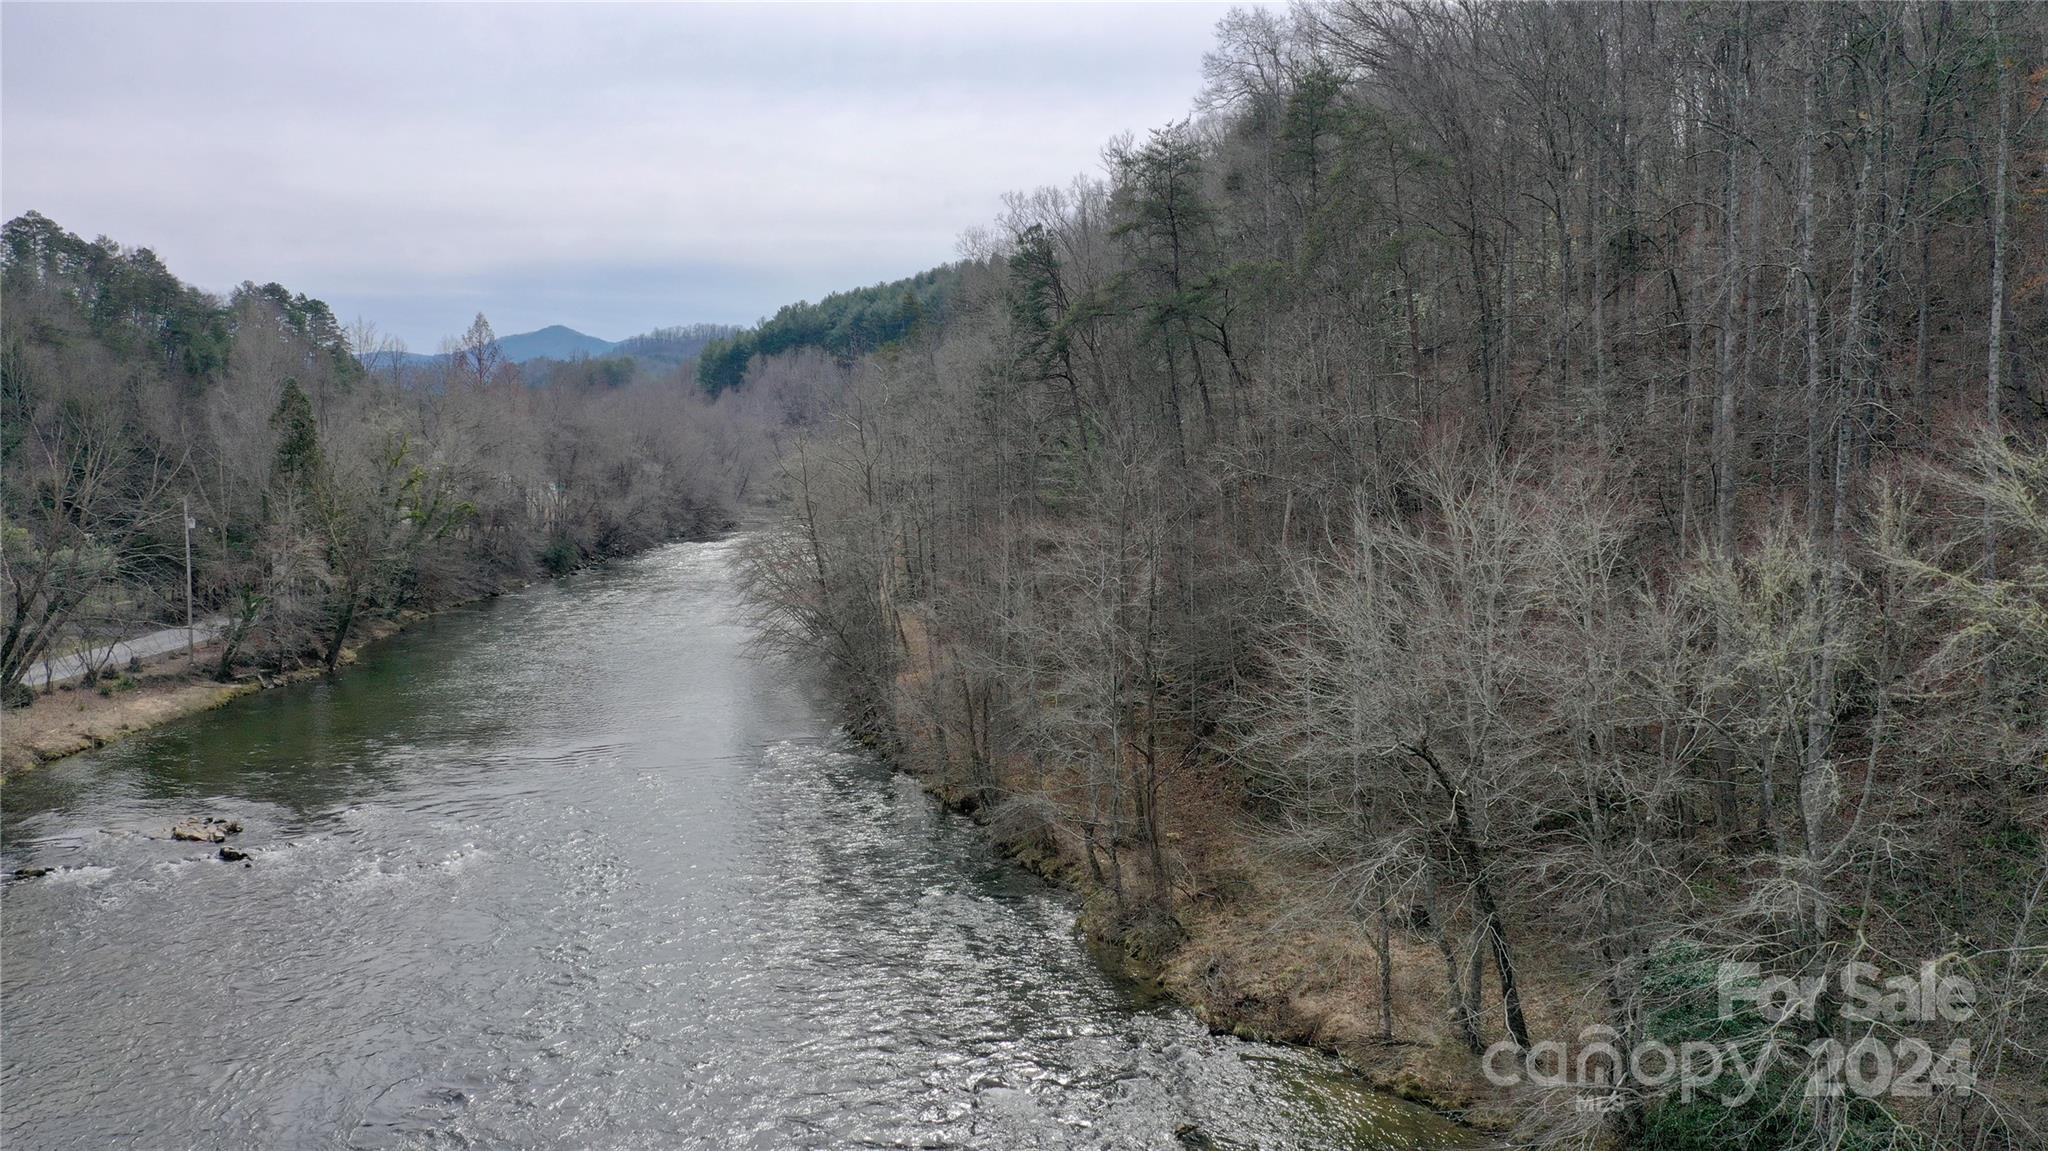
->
[2,1,1229,348]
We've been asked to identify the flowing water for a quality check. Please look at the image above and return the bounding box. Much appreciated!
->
[1,540,1479,1150]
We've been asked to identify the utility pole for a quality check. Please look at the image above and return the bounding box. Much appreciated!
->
[184,496,195,661]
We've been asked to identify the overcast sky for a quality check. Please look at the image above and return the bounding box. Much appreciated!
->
[2,2,1231,349]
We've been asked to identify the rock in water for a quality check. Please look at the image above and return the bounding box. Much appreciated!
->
[171,820,226,843]
[12,867,54,879]
[217,846,250,862]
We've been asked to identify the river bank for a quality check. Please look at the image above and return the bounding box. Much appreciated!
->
[0,615,414,777]
[900,765,1527,1136]
[1,524,752,779]
[856,624,1555,1140]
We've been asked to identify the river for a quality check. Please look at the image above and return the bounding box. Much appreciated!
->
[1,540,1479,1150]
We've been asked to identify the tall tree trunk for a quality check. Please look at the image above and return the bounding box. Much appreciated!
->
[1799,26,1826,561]
[323,595,357,675]
[1377,902,1395,1041]
[1796,11,1837,954]
[1714,20,1745,559]
[1984,7,2008,578]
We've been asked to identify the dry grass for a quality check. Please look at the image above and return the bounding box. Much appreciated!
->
[1,614,416,777]
[1,649,256,774]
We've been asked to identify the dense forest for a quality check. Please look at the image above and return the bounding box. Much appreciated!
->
[731,3,2046,1148]
[0,211,750,694]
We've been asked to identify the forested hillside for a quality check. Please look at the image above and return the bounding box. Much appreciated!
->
[694,265,965,394]
[735,4,2046,1148]
[1,212,743,693]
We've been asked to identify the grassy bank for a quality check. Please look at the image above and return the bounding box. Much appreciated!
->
[2,657,258,775]
[0,614,417,777]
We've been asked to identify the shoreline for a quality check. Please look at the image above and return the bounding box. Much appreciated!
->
[818,617,1534,1135]
[0,529,742,780]
[868,731,1527,1139]
[0,614,415,778]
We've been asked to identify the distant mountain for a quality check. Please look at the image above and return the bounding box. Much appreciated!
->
[382,325,612,367]
[375,323,740,377]
[496,325,616,363]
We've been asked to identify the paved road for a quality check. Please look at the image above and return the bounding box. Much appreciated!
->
[22,619,225,689]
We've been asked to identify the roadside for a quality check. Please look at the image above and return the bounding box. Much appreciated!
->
[20,618,227,690]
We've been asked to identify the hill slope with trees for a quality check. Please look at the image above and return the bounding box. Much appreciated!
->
[733,4,2046,1148]
[694,265,966,395]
